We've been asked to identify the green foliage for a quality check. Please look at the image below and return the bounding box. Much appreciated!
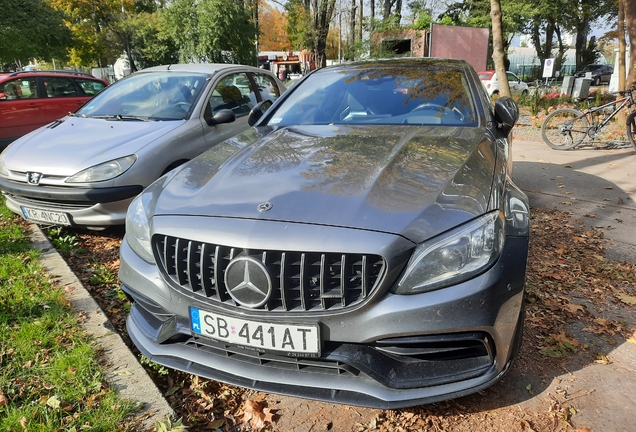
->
[0,0,72,66]
[285,0,312,50]
[161,0,256,65]
[125,12,179,69]
[89,263,118,287]
[46,227,81,257]
[0,198,137,430]
[156,417,188,432]
[139,355,171,376]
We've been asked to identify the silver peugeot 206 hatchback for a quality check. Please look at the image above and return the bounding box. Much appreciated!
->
[119,58,530,408]
[0,64,285,229]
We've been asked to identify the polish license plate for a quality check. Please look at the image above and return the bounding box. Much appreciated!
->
[21,206,70,226]
[189,307,320,356]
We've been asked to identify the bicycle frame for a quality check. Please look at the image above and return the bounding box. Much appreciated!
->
[583,94,634,132]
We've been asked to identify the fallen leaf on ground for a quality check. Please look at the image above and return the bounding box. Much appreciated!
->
[594,353,611,365]
[604,185,613,189]
[565,303,585,314]
[0,390,7,407]
[617,294,636,305]
[243,399,275,429]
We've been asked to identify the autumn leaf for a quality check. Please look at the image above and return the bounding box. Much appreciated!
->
[584,213,596,218]
[165,387,180,397]
[46,395,61,409]
[565,303,585,314]
[594,353,611,365]
[0,390,7,407]
[617,294,636,305]
[604,185,613,189]
[242,399,275,429]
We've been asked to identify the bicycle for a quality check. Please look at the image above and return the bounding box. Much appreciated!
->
[532,78,557,96]
[541,87,636,150]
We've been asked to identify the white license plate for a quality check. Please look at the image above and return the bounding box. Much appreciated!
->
[21,206,70,226]
[189,307,320,356]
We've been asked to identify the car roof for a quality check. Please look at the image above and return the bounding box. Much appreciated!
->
[319,57,472,71]
[0,70,108,84]
[139,63,267,74]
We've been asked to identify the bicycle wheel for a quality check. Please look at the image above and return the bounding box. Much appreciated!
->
[541,108,588,150]
[626,110,636,151]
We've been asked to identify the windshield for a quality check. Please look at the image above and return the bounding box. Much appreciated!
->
[77,72,209,120]
[582,65,603,72]
[267,64,477,127]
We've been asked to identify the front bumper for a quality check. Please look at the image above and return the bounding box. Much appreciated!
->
[120,224,528,408]
[3,192,136,227]
[0,180,142,227]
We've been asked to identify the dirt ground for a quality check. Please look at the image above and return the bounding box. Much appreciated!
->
[52,203,636,432]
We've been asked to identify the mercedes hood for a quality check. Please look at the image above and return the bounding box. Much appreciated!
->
[153,125,497,242]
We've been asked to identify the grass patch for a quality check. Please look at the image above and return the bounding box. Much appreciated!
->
[0,201,138,431]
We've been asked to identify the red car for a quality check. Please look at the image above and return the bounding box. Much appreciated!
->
[0,70,109,151]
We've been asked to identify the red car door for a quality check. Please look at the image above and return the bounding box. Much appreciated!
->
[0,77,45,142]
[41,76,90,123]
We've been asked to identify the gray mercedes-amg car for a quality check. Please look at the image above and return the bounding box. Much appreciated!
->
[119,58,530,408]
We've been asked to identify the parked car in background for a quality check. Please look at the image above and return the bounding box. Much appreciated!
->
[574,64,614,86]
[0,64,285,229]
[0,70,109,150]
[478,70,529,97]
[119,58,530,408]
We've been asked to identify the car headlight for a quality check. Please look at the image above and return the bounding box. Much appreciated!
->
[393,211,505,294]
[66,155,136,183]
[126,193,154,263]
[0,153,7,176]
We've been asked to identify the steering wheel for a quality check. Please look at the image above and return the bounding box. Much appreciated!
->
[339,106,377,121]
[410,103,450,114]
[410,103,464,122]
[173,102,191,111]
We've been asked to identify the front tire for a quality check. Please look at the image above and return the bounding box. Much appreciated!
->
[541,108,588,150]
[627,111,636,151]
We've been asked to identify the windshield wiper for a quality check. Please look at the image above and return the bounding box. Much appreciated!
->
[84,114,154,121]
[115,115,154,122]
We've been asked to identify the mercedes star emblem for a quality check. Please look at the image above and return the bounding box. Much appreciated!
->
[257,201,273,212]
[224,256,272,308]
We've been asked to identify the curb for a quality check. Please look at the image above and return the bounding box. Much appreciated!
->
[28,224,174,431]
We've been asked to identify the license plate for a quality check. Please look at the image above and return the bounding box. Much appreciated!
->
[21,206,70,226]
[189,307,320,356]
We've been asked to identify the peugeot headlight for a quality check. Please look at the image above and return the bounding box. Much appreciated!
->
[126,193,154,263]
[0,153,7,176]
[66,155,136,183]
[394,211,505,294]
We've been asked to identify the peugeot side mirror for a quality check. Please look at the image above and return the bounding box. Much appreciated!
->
[248,100,273,126]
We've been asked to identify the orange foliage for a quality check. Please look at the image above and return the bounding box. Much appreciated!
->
[259,1,290,51]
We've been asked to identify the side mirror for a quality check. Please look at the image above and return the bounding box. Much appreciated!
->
[208,109,235,126]
[0,93,6,100]
[248,100,273,126]
[494,96,519,136]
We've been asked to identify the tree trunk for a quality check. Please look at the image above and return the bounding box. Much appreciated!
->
[350,0,357,53]
[370,0,375,31]
[358,0,363,43]
[624,0,636,86]
[490,0,510,97]
[312,0,336,68]
[574,19,589,71]
[619,0,626,91]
